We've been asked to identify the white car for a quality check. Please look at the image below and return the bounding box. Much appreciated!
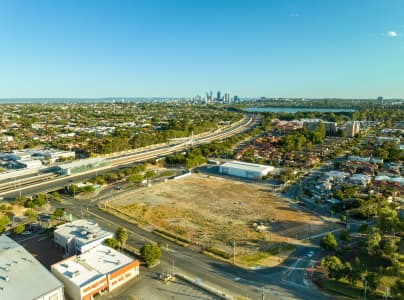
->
[21,230,32,235]
[307,250,314,258]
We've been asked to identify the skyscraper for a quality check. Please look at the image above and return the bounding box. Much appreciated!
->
[217,91,221,102]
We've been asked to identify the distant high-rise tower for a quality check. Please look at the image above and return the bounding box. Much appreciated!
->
[377,96,383,105]
[217,91,221,102]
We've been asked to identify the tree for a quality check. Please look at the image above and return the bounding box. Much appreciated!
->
[377,207,401,234]
[320,232,338,251]
[321,256,349,280]
[144,170,155,179]
[339,229,350,242]
[116,226,128,247]
[392,279,404,299]
[366,229,381,255]
[52,191,60,200]
[104,238,119,249]
[140,243,161,267]
[24,209,37,220]
[52,208,64,220]
[348,257,363,284]
[365,272,380,292]
[14,223,25,234]
[0,214,10,233]
[35,193,46,206]
[383,239,398,256]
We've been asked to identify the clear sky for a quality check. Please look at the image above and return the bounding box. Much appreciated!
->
[0,0,403,98]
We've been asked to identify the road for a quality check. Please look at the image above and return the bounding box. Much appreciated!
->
[55,194,333,300]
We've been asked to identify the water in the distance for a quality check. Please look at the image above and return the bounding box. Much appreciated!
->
[244,107,356,113]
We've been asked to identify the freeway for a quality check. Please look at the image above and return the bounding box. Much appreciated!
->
[0,115,256,199]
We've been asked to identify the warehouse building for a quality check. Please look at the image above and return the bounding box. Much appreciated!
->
[51,245,140,300]
[0,235,64,300]
[54,219,113,256]
[219,161,274,179]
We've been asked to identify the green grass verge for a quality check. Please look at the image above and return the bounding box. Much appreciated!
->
[322,279,381,300]
[238,252,269,267]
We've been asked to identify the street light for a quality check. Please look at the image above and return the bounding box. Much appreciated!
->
[364,280,367,300]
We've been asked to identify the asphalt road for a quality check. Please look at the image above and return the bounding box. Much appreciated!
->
[56,195,333,300]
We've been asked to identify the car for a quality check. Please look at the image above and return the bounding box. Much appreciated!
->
[21,230,32,235]
[307,250,314,258]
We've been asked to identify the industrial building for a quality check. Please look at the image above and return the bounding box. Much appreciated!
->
[54,219,113,256]
[32,149,76,163]
[219,161,274,179]
[51,244,140,300]
[0,235,64,300]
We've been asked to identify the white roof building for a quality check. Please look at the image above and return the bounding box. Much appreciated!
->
[51,245,140,300]
[219,161,275,179]
[0,235,64,300]
[54,219,113,256]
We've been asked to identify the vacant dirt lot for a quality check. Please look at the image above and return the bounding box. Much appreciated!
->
[109,174,326,264]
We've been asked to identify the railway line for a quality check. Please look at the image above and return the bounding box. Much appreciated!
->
[0,114,257,198]
[0,173,58,194]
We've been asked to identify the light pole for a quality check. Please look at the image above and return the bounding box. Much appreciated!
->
[364,280,367,300]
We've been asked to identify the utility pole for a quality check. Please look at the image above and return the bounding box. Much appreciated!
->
[233,240,236,264]
[261,287,265,300]
[311,262,315,282]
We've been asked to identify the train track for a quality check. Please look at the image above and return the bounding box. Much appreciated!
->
[0,173,58,194]
[0,115,257,197]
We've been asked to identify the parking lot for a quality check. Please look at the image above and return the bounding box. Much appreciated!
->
[105,267,220,300]
[17,230,64,269]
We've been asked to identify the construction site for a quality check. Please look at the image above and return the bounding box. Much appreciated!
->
[105,173,327,267]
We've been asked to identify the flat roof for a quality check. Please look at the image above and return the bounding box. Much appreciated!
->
[52,244,137,288]
[221,161,274,172]
[55,219,112,245]
[0,235,63,300]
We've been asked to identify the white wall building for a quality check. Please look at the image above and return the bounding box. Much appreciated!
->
[219,161,274,179]
[0,235,64,300]
[54,219,113,256]
[51,245,140,300]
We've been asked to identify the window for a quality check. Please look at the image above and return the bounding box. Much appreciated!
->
[48,293,58,300]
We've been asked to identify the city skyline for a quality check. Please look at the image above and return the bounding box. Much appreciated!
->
[0,0,403,98]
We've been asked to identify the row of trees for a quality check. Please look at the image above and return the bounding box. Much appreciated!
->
[319,206,404,298]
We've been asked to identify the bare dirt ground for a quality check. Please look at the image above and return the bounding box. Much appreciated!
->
[108,174,326,266]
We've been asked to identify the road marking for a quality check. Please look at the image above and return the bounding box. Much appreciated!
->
[285,258,301,277]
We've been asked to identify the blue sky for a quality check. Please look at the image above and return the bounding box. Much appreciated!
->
[0,0,403,98]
